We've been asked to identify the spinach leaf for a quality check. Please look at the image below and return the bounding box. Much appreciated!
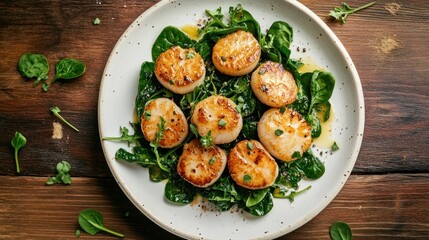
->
[276,149,325,190]
[289,70,335,137]
[164,177,197,204]
[266,21,293,49]
[18,53,49,86]
[330,221,352,240]
[200,177,240,211]
[10,131,27,173]
[243,192,273,216]
[262,21,293,64]
[241,117,258,140]
[149,165,170,182]
[276,161,304,189]
[309,71,335,113]
[78,209,124,238]
[315,101,332,122]
[219,75,256,117]
[151,26,195,61]
[229,4,261,42]
[233,88,256,117]
[307,107,322,138]
[180,85,209,114]
[245,188,270,207]
[51,58,85,84]
[290,149,325,179]
[288,79,310,115]
[219,75,249,96]
[304,71,335,137]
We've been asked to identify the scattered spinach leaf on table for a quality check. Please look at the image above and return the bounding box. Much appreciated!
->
[50,106,80,132]
[11,131,27,173]
[78,209,124,238]
[330,221,352,240]
[17,53,49,86]
[49,58,86,88]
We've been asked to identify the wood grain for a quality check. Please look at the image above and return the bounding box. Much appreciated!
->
[0,0,428,239]
[1,174,428,239]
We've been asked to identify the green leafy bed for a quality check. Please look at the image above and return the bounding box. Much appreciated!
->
[105,4,335,216]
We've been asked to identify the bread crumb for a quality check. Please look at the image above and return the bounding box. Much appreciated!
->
[377,35,400,54]
[385,3,401,15]
[52,122,63,139]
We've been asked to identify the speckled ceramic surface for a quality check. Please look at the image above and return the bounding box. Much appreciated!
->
[98,0,365,239]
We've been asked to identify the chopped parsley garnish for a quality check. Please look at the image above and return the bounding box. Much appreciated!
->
[275,129,283,136]
[243,174,252,182]
[218,119,227,127]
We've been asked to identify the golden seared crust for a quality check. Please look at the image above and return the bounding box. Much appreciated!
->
[212,30,261,76]
[177,139,227,188]
[251,61,298,107]
[228,140,278,190]
[191,95,243,144]
[258,108,312,162]
[141,98,188,148]
[155,46,205,94]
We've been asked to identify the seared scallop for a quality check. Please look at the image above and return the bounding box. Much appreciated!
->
[155,46,205,94]
[177,139,227,188]
[191,95,243,144]
[212,30,261,76]
[228,140,278,190]
[258,107,312,162]
[251,61,298,107]
[141,98,188,148]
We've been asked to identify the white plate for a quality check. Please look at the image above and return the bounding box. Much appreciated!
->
[98,0,365,239]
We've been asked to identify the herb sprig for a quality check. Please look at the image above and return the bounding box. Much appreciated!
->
[329,2,376,24]
[46,161,72,185]
[50,106,79,132]
[150,116,170,172]
[102,126,143,146]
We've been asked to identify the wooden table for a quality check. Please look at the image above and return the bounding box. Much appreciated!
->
[1,0,428,239]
